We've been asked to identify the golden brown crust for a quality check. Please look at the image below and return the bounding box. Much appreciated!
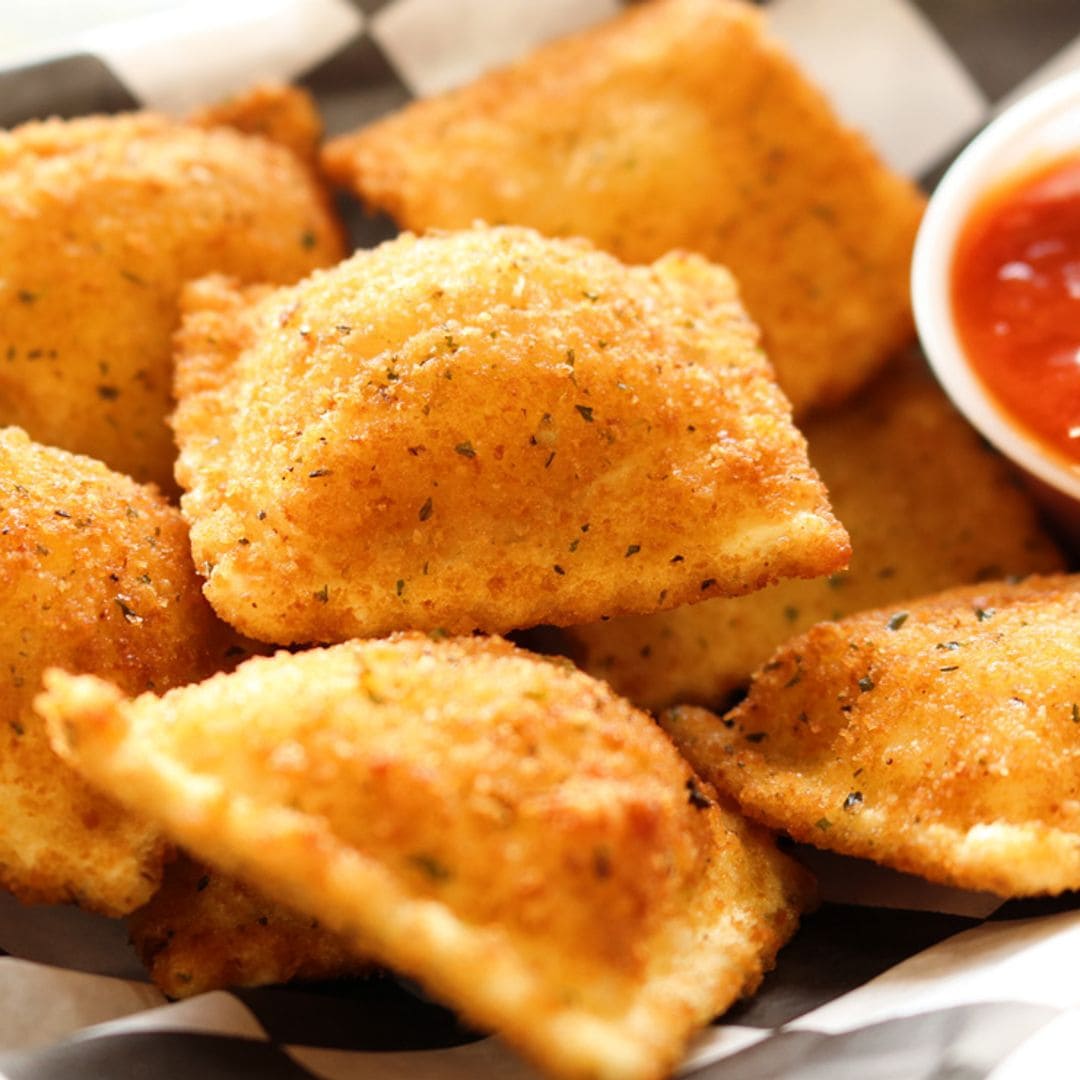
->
[660,575,1080,897]
[41,635,814,1080]
[0,111,343,490]
[322,0,924,415]
[171,225,848,644]
[0,427,238,914]
[189,83,323,164]
[563,358,1065,711]
[128,857,371,998]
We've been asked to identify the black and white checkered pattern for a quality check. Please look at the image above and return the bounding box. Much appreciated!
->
[1,1,1080,1077]
[2,884,1079,1079]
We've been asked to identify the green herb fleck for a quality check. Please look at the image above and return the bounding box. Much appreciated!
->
[300,229,317,250]
[410,853,451,882]
[887,611,909,631]
[1072,704,1080,724]
[396,579,405,597]
[418,497,433,522]
[553,564,565,575]
[625,544,641,557]
[96,385,120,401]
[784,605,800,623]
[974,606,996,622]
[686,777,712,810]
[313,585,329,604]
[745,731,767,744]
[115,598,142,624]
[939,665,959,673]
[700,578,717,591]
[17,289,37,304]
[858,675,875,692]
[575,404,594,423]
[454,441,476,458]
[815,817,832,831]
[308,468,331,478]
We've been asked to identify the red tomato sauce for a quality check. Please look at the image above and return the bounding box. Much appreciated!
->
[951,154,1080,465]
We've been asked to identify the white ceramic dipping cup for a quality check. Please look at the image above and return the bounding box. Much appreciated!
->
[912,70,1080,539]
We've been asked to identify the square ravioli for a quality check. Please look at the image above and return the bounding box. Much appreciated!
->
[0,428,239,914]
[171,225,847,644]
[322,0,925,415]
[661,576,1080,897]
[40,634,814,1080]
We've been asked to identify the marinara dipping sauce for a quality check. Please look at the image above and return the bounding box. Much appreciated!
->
[951,153,1080,465]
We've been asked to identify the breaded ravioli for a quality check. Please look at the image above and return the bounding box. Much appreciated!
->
[0,109,343,490]
[189,83,323,165]
[41,635,813,1080]
[128,857,370,998]
[560,359,1065,711]
[660,576,1080,897]
[0,428,238,914]
[322,0,924,415]
[172,226,848,644]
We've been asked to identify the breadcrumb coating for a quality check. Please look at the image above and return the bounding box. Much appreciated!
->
[323,0,924,415]
[0,427,237,914]
[661,575,1080,897]
[41,634,813,1080]
[0,109,343,489]
[172,225,847,644]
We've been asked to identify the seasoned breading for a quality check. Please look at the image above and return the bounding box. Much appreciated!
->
[322,0,924,415]
[40,635,814,1080]
[0,110,343,490]
[561,358,1065,711]
[189,83,323,164]
[660,575,1080,897]
[0,427,238,915]
[128,856,371,998]
[171,225,848,644]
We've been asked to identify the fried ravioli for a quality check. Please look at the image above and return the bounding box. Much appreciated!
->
[41,635,813,1080]
[0,110,343,489]
[171,225,847,644]
[0,427,238,914]
[660,576,1080,897]
[322,0,924,415]
[189,83,323,164]
[128,857,370,998]
[561,359,1065,711]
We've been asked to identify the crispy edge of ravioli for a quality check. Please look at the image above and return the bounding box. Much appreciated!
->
[660,575,1080,897]
[171,225,848,644]
[189,82,323,164]
[41,635,814,1080]
[322,0,924,415]
[0,427,239,914]
[561,357,1065,711]
[128,856,372,998]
